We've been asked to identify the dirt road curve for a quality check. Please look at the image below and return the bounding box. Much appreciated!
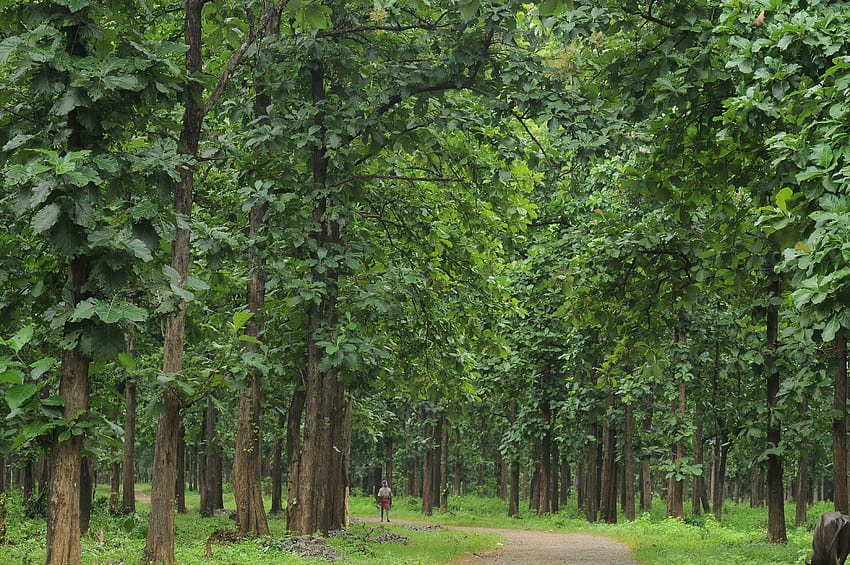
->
[356,517,639,565]
[448,526,639,565]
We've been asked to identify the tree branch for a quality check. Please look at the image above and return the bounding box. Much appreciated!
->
[329,174,462,188]
[204,1,284,114]
[622,7,676,29]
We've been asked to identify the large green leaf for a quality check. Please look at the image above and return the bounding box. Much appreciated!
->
[5,383,39,411]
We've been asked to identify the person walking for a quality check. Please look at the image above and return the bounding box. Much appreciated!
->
[377,479,393,522]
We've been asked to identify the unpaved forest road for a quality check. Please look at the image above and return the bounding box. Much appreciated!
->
[356,517,640,565]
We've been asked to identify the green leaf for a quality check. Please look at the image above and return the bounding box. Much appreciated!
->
[117,352,137,370]
[6,325,34,353]
[0,36,22,65]
[0,370,24,385]
[232,311,254,331]
[5,383,39,411]
[70,298,99,321]
[103,75,141,91]
[459,0,480,19]
[32,203,61,234]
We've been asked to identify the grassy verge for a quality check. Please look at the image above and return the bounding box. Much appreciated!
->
[0,487,822,564]
[349,493,819,565]
[0,488,499,565]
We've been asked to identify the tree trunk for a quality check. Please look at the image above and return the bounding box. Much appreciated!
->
[176,426,186,514]
[508,459,520,517]
[795,398,809,526]
[439,415,449,513]
[421,413,435,516]
[109,403,122,515]
[80,456,93,534]
[121,337,137,514]
[143,0,203,559]
[765,279,787,542]
[692,400,709,515]
[835,334,849,513]
[640,398,653,512]
[199,396,223,515]
[385,434,395,490]
[583,417,599,522]
[270,409,285,514]
[233,200,271,537]
[538,391,552,515]
[624,402,636,521]
[712,429,729,521]
[599,396,617,524]
[46,256,91,565]
[453,433,462,496]
[667,321,686,519]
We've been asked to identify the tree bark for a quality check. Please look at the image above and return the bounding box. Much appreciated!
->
[692,400,710,515]
[232,197,271,536]
[144,0,204,558]
[667,321,686,519]
[795,397,809,526]
[835,334,849,513]
[121,331,137,514]
[270,409,285,515]
[640,397,653,512]
[599,396,617,524]
[439,415,449,513]
[199,397,223,515]
[765,279,787,542]
[46,256,91,565]
[109,404,121,515]
[583,417,599,522]
[538,392,552,515]
[176,426,186,514]
[712,429,729,521]
[624,402,636,521]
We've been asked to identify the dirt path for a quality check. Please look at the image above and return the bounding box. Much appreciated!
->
[355,517,639,565]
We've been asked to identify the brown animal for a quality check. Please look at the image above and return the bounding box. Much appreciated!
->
[809,512,850,565]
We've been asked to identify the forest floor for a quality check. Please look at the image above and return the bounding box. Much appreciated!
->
[356,516,640,564]
[131,489,639,564]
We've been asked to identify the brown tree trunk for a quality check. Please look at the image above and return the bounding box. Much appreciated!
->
[80,456,94,534]
[270,409,285,515]
[538,394,552,515]
[421,412,435,516]
[453,433,462,496]
[176,426,186,514]
[692,400,709,515]
[199,396,223,515]
[233,199,271,537]
[667,321,686,519]
[583,418,599,522]
[835,334,849,513]
[551,442,560,514]
[121,339,137,514]
[144,0,203,559]
[385,434,395,490]
[599,396,617,524]
[46,256,91,565]
[795,398,809,526]
[440,416,449,513]
[712,429,728,520]
[109,404,121,515]
[640,398,653,512]
[284,61,349,537]
[766,280,787,542]
[624,402,636,521]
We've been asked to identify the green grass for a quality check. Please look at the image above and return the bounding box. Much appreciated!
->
[0,487,825,564]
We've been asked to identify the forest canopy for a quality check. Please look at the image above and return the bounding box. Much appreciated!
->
[2,0,850,563]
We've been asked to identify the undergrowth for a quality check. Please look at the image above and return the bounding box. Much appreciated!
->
[0,487,825,564]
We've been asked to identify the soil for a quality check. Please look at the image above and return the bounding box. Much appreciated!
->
[355,517,640,565]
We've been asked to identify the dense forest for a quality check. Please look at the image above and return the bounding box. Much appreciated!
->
[2,0,850,563]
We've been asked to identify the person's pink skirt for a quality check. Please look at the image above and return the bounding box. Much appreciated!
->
[379,498,391,510]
